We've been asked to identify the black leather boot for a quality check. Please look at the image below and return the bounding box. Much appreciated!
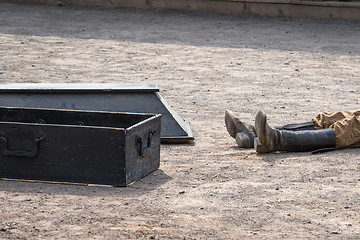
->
[225,110,256,148]
[235,132,257,148]
[254,111,336,153]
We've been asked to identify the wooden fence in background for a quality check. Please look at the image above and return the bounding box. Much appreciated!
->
[1,0,360,19]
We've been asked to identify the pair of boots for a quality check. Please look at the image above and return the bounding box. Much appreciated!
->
[225,110,336,153]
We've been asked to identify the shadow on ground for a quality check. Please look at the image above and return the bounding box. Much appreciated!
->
[0,169,171,197]
[0,3,359,55]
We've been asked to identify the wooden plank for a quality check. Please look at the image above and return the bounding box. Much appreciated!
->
[0,0,360,21]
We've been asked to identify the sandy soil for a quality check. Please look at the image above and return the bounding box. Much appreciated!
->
[0,2,360,239]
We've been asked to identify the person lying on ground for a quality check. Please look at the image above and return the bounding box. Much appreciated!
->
[225,110,360,153]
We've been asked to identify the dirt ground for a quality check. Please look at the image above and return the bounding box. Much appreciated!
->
[0,2,360,239]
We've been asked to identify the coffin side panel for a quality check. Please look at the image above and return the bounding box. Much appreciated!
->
[0,123,127,185]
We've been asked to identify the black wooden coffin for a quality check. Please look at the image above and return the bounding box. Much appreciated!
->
[0,107,161,186]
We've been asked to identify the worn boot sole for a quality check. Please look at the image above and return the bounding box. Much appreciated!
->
[255,111,278,153]
[225,110,256,138]
[225,110,241,138]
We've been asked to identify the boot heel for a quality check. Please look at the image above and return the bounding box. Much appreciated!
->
[254,137,270,153]
[236,132,256,148]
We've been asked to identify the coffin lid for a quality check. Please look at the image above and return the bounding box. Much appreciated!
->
[0,83,193,143]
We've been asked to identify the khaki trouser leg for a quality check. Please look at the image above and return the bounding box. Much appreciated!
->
[312,111,360,148]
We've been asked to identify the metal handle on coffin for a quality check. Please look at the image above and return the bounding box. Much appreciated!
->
[137,131,154,157]
[0,134,45,158]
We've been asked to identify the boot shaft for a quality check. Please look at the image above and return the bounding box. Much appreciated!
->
[254,110,336,153]
[278,128,336,152]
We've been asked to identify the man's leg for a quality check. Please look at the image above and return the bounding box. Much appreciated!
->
[226,110,316,149]
[330,114,360,148]
[312,111,360,129]
[254,111,336,153]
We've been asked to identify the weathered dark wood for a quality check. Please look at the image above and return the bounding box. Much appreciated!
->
[0,107,161,186]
